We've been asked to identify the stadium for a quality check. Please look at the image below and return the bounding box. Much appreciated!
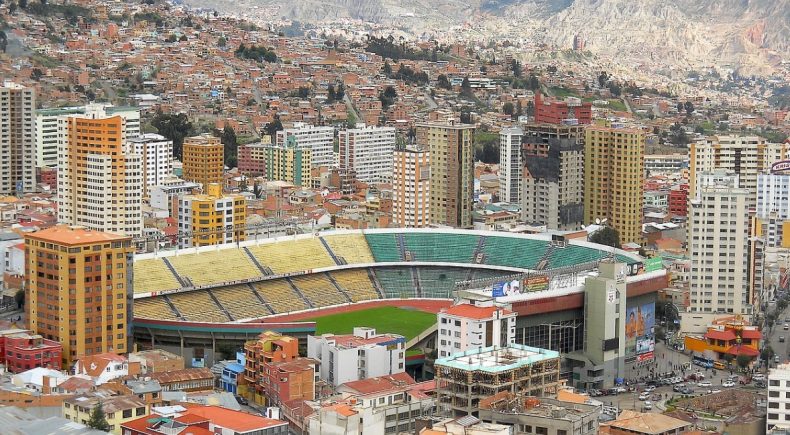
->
[131,228,666,373]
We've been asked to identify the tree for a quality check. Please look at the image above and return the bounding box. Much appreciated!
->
[336,83,345,101]
[502,102,514,116]
[684,101,695,116]
[0,30,7,54]
[213,10,218,17]
[87,402,111,432]
[382,60,392,77]
[510,59,522,78]
[9,1,16,14]
[437,74,451,90]
[327,84,336,102]
[528,74,540,91]
[761,345,775,362]
[296,86,310,99]
[179,34,188,42]
[736,354,752,370]
[252,182,262,199]
[151,111,193,160]
[460,111,471,124]
[218,126,237,168]
[18,0,27,9]
[379,85,397,108]
[676,102,684,113]
[14,290,24,309]
[30,68,43,81]
[589,226,621,249]
[598,72,609,88]
[166,34,177,43]
[460,76,472,97]
[264,115,283,142]
[217,36,226,47]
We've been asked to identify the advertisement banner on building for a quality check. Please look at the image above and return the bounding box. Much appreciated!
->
[492,280,522,297]
[627,262,645,276]
[524,275,550,292]
[637,351,654,362]
[625,302,655,358]
[644,257,663,273]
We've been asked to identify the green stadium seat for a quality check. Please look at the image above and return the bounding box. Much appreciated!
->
[365,234,401,262]
[402,233,479,263]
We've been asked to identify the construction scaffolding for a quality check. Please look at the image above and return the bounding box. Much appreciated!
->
[434,344,561,417]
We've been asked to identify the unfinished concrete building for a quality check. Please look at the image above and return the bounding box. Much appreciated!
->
[435,344,561,417]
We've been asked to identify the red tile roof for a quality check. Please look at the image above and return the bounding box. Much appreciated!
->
[186,406,287,431]
[725,345,760,357]
[442,304,513,320]
[705,329,736,341]
[341,372,415,395]
[740,329,762,339]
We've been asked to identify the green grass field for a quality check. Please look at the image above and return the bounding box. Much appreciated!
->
[304,306,437,340]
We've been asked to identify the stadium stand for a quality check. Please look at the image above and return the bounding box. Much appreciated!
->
[548,244,609,268]
[290,274,349,308]
[329,269,380,302]
[481,237,549,269]
[246,238,335,274]
[134,297,179,320]
[374,268,417,298]
[364,233,402,262]
[167,249,262,287]
[133,259,181,294]
[418,268,469,298]
[210,284,273,320]
[168,291,230,323]
[252,280,309,313]
[402,233,479,263]
[322,234,375,264]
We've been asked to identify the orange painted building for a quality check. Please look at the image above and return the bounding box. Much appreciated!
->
[684,316,761,359]
[25,226,134,366]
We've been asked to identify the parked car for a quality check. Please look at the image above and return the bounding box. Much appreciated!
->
[673,384,686,392]
[639,392,651,401]
[235,395,248,406]
[614,386,627,394]
[697,381,712,387]
[780,336,785,342]
[722,381,735,388]
[680,387,694,394]
[644,385,656,393]
[644,401,653,410]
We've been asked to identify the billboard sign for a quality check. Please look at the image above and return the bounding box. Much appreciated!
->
[627,262,644,276]
[524,275,549,292]
[625,302,655,358]
[644,257,663,273]
[492,280,524,298]
[772,160,790,174]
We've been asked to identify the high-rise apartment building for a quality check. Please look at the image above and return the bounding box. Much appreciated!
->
[275,122,334,168]
[57,115,143,236]
[0,81,36,194]
[499,127,523,204]
[237,141,269,177]
[36,104,140,169]
[392,146,430,228]
[338,126,396,183]
[583,125,645,244]
[690,135,788,200]
[769,363,790,431]
[521,124,584,230]
[682,171,750,333]
[25,226,133,366]
[264,138,312,187]
[436,304,516,359]
[177,183,246,248]
[128,133,173,196]
[182,134,224,190]
[417,122,475,228]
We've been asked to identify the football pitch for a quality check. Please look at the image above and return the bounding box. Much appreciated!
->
[304,306,437,340]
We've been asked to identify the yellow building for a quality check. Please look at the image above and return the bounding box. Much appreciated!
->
[416,122,475,228]
[63,394,149,434]
[583,125,645,245]
[182,134,224,190]
[177,183,246,248]
[25,226,134,366]
[264,137,312,186]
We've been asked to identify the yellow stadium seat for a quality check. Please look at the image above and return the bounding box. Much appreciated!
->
[133,259,181,294]
[290,274,348,308]
[252,280,309,314]
[246,238,335,274]
[211,285,272,320]
[322,234,375,264]
[330,269,380,302]
[167,291,230,323]
[134,297,179,320]
[167,249,262,287]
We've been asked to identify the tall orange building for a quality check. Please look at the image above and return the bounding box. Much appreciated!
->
[25,226,134,366]
[243,331,313,405]
[182,134,224,191]
[57,115,143,236]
